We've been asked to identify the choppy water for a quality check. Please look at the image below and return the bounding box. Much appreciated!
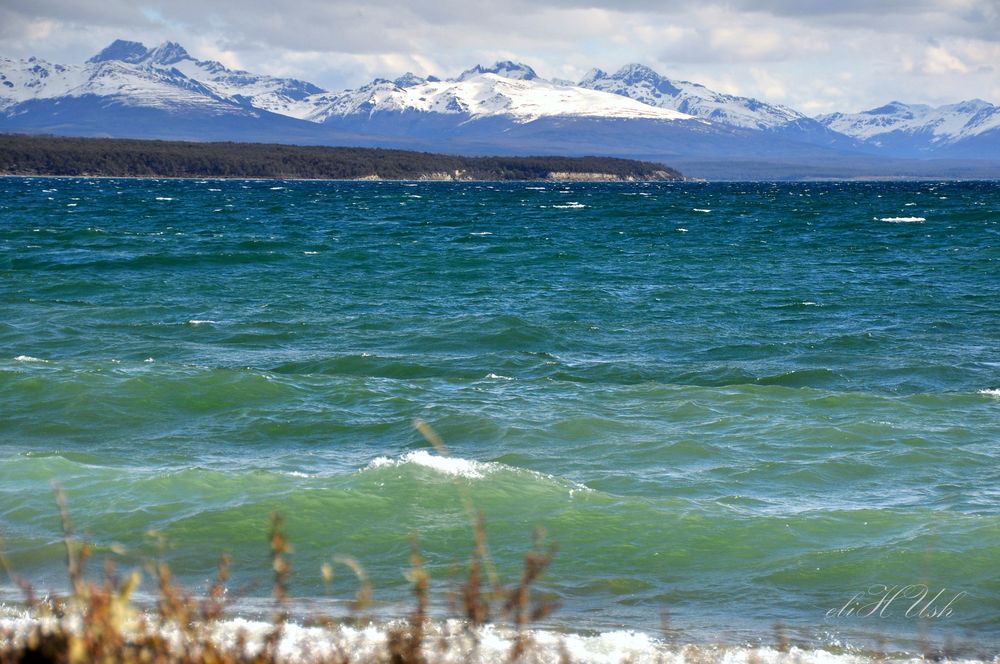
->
[1,177,999,657]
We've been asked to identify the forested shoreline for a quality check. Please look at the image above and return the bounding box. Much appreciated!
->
[0,134,683,181]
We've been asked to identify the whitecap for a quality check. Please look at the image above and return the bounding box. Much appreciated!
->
[879,216,925,223]
[155,197,174,201]
[367,450,490,479]
[187,320,218,326]
[364,451,592,494]
[552,202,587,209]
[144,357,155,363]
[282,471,314,478]
[676,228,689,232]
[979,389,1000,398]
[14,355,47,363]
[485,372,513,381]
[303,251,320,255]
[469,232,493,236]
[693,208,712,212]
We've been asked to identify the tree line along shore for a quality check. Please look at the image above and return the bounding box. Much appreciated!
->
[0,134,684,181]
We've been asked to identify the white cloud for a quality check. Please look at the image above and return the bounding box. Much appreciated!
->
[749,68,789,101]
[923,45,970,74]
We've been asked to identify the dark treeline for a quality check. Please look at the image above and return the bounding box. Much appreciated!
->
[0,134,683,181]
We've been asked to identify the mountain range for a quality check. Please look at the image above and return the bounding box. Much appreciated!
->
[1,40,998,179]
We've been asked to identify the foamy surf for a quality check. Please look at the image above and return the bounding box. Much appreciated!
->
[0,613,978,664]
[363,451,591,494]
[485,372,514,380]
[13,355,47,363]
[367,450,492,478]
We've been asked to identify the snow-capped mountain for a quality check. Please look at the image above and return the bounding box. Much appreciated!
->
[306,63,697,124]
[0,53,235,114]
[1,39,997,177]
[0,43,698,127]
[0,41,336,143]
[818,100,1000,156]
[579,63,804,131]
[88,40,325,114]
[0,40,318,113]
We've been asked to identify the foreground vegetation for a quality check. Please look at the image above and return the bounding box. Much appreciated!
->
[0,422,567,663]
[1,509,563,663]
[0,134,683,181]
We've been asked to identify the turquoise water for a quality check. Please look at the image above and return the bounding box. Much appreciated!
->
[1,177,999,654]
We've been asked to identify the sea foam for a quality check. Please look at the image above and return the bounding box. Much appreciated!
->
[0,612,961,664]
[367,450,491,479]
[363,451,592,495]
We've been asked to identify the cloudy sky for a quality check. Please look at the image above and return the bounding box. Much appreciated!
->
[3,0,998,114]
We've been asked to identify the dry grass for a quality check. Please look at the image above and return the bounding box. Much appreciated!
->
[0,423,564,664]
[0,506,560,663]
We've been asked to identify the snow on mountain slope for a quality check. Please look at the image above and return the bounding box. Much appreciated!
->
[818,100,1000,144]
[308,63,697,124]
[96,40,326,115]
[1,44,695,126]
[0,40,326,118]
[0,55,236,114]
[579,63,805,130]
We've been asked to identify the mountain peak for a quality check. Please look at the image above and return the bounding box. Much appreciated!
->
[87,40,150,64]
[393,72,426,88]
[612,63,663,84]
[147,41,191,65]
[865,101,910,115]
[458,61,538,81]
[579,68,607,86]
[591,63,682,98]
[951,98,993,113]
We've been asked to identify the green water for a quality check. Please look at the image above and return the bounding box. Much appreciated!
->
[1,177,998,652]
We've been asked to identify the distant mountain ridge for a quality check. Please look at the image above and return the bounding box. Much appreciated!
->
[579,63,804,130]
[1,39,998,179]
[818,100,1000,158]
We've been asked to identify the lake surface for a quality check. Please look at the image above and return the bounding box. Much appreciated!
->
[1,177,998,659]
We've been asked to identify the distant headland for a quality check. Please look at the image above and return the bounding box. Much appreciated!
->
[0,134,684,182]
